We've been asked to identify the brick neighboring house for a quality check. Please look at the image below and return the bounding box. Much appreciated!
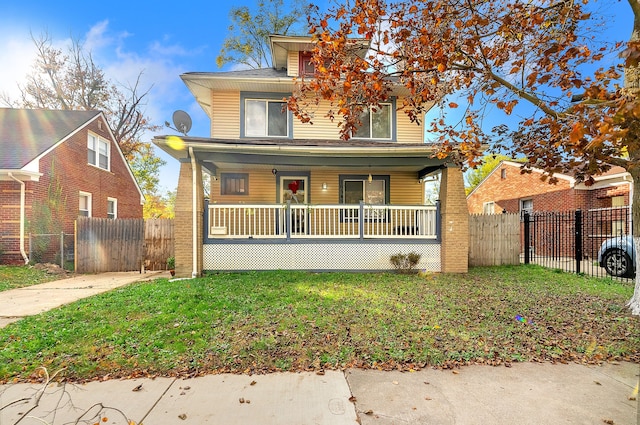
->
[467,160,632,215]
[0,108,144,265]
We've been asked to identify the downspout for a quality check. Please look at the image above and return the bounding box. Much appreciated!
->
[189,147,198,278]
[8,173,29,264]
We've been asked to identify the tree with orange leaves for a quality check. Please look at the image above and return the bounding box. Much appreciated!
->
[288,0,640,314]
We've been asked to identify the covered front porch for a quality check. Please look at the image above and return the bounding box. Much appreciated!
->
[154,136,469,276]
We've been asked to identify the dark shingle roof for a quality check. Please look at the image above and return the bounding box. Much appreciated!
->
[0,108,100,169]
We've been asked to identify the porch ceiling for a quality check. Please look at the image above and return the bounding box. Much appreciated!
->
[153,136,448,177]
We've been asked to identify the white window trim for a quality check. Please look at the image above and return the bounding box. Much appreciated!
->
[107,197,118,219]
[87,132,111,171]
[79,191,92,217]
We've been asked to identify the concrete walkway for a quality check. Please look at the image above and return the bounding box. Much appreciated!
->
[0,271,167,328]
[0,362,637,424]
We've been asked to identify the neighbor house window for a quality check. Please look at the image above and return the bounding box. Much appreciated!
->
[107,198,117,219]
[483,201,495,214]
[79,192,92,217]
[611,196,625,207]
[340,175,390,220]
[88,133,110,170]
[353,103,393,140]
[221,173,249,195]
[520,198,533,216]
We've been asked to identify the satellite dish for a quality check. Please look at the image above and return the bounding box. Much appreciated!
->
[172,110,192,136]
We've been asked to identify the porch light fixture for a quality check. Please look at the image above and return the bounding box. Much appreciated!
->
[368,173,372,183]
[322,182,328,190]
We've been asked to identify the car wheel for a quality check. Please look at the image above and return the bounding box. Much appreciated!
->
[603,249,633,277]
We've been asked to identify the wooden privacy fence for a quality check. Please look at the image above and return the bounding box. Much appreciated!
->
[144,218,175,270]
[75,217,174,273]
[469,213,520,266]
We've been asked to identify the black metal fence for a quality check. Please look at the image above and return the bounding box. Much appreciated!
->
[522,206,634,281]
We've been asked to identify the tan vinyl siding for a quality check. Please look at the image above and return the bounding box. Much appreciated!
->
[211,91,240,139]
[287,51,299,77]
[211,170,276,204]
[390,172,424,204]
[293,99,343,140]
[210,169,422,205]
[395,97,426,143]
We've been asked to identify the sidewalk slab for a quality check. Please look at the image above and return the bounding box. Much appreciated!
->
[0,377,175,425]
[144,371,358,425]
[346,362,639,425]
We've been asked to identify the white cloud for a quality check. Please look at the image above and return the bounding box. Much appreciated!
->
[0,34,36,103]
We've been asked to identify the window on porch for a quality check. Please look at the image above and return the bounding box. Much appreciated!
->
[340,175,390,220]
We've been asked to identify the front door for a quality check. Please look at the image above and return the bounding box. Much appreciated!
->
[280,176,308,234]
[280,176,308,204]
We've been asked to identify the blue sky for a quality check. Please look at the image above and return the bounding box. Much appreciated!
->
[0,0,634,192]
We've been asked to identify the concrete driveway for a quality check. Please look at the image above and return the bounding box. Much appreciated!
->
[0,271,167,328]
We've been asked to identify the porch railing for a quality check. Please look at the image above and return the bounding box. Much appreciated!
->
[206,202,439,240]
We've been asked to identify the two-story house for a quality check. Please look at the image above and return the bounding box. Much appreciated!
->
[0,108,144,265]
[153,35,470,277]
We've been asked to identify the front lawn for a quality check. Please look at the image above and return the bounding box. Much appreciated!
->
[0,265,637,382]
[0,265,66,292]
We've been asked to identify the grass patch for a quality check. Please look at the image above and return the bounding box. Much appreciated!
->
[0,265,65,292]
[0,265,637,382]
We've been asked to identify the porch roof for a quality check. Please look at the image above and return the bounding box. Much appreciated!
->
[153,136,447,179]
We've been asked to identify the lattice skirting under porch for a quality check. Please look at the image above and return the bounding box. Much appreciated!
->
[202,241,441,272]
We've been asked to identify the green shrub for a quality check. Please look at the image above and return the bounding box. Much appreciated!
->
[390,251,421,273]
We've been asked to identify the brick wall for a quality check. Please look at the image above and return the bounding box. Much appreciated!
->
[174,159,204,278]
[467,162,632,214]
[467,163,576,214]
[0,115,143,265]
[439,166,469,273]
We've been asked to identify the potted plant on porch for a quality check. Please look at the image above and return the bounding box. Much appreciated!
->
[167,256,175,276]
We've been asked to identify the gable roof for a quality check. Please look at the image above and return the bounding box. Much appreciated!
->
[466,159,631,198]
[0,108,100,169]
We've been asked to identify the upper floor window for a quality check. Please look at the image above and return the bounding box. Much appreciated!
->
[88,133,110,170]
[299,52,315,76]
[244,99,288,137]
[79,192,92,217]
[107,198,117,219]
[354,103,393,140]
